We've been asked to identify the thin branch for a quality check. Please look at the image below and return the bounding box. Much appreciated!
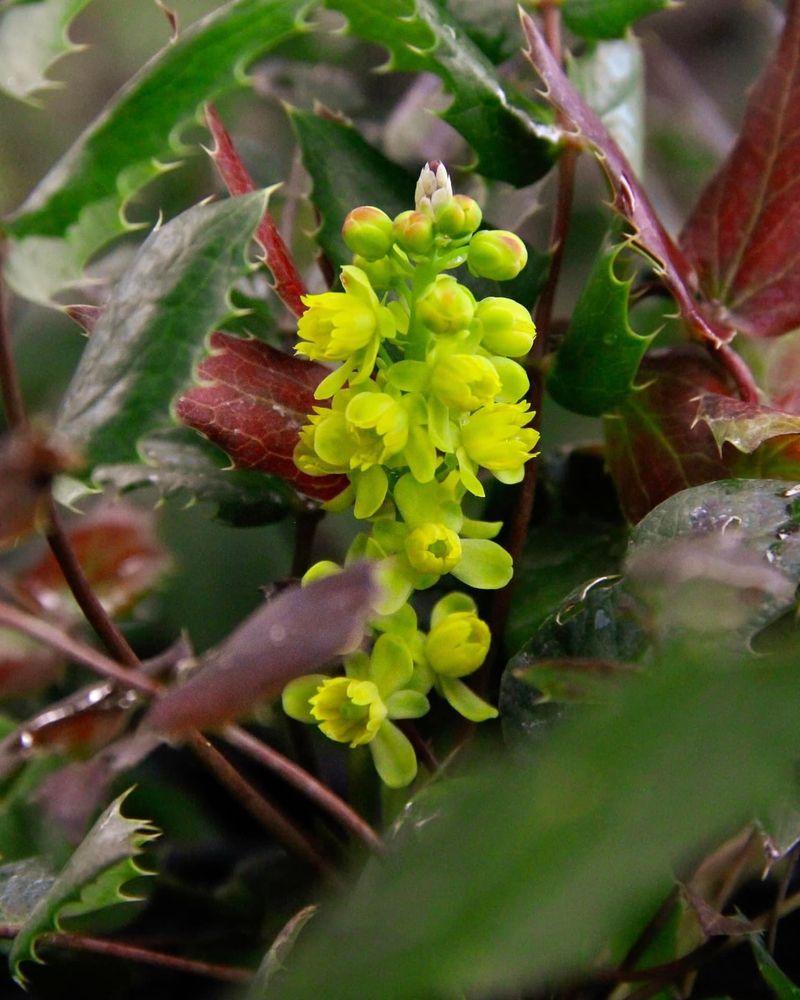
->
[0,242,27,430]
[187,731,339,883]
[0,925,252,984]
[714,342,760,404]
[224,725,384,855]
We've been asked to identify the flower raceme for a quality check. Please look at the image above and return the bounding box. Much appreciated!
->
[285,162,538,786]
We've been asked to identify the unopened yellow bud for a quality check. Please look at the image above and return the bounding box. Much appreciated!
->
[467,230,528,281]
[476,297,536,357]
[416,275,475,333]
[426,611,490,678]
[434,194,482,238]
[430,354,501,410]
[393,210,435,255]
[342,206,394,260]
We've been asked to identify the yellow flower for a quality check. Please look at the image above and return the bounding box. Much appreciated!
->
[404,522,462,575]
[426,609,490,678]
[430,353,501,411]
[309,676,387,747]
[460,402,539,473]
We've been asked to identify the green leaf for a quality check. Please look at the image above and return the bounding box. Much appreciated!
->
[93,428,296,526]
[568,37,645,175]
[272,648,800,999]
[3,0,307,305]
[562,0,672,40]
[323,0,556,187]
[55,192,267,469]
[0,859,56,925]
[246,905,318,999]
[547,243,656,416]
[0,0,93,101]
[9,789,159,985]
[290,108,549,304]
[752,936,800,999]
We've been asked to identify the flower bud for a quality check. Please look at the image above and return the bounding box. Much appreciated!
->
[416,275,475,334]
[342,206,394,260]
[415,160,453,216]
[404,523,462,575]
[352,254,395,290]
[425,610,490,678]
[434,194,482,238]
[430,354,500,411]
[475,297,536,357]
[467,230,528,281]
[393,210,435,255]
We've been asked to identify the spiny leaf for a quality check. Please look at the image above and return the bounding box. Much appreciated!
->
[176,331,347,503]
[3,0,308,305]
[323,0,556,187]
[680,0,800,338]
[56,192,267,469]
[694,395,800,455]
[562,0,672,40]
[143,562,379,735]
[0,0,93,102]
[521,11,732,346]
[271,648,800,999]
[9,789,159,985]
[568,38,645,175]
[94,428,297,527]
[603,346,735,523]
[0,859,56,925]
[547,242,656,416]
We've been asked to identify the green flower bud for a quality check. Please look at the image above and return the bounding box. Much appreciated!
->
[310,676,387,747]
[475,297,536,357]
[416,275,475,333]
[342,206,394,260]
[404,522,462,575]
[393,210,435,255]
[467,230,528,281]
[461,402,539,472]
[352,254,395,290]
[430,353,501,411]
[434,194,482,238]
[426,610,490,678]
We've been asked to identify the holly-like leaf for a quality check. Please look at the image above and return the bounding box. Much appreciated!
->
[290,108,549,302]
[323,0,556,187]
[175,331,347,503]
[56,193,267,469]
[604,346,736,523]
[562,0,671,40]
[522,12,732,346]
[0,0,93,102]
[9,789,159,984]
[548,243,656,416]
[694,395,800,455]
[17,505,171,624]
[680,0,800,338]
[272,647,800,999]
[94,428,297,527]
[143,562,379,735]
[3,0,307,305]
[568,38,645,175]
[0,859,56,926]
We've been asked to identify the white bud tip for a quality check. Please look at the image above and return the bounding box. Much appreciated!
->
[415,160,452,212]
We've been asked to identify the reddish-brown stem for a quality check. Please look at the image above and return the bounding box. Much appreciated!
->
[188,731,338,882]
[290,506,323,578]
[714,342,760,404]
[0,925,252,984]
[224,725,384,855]
[0,242,27,430]
[204,104,307,317]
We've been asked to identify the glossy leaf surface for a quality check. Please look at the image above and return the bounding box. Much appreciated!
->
[562,0,670,40]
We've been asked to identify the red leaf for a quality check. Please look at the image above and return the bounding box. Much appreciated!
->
[18,505,171,624]
[604,346,736,523]
[521,12,732,347]
[204,104,307,318]
[0,428,72,548]
[175,331,347,502]
[680,1,800,338]
[0,629,63,698]
[143,562,380,735]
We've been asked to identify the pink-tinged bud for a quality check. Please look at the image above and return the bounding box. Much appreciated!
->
[467,230,528,281]
[416,275,476,333]
[342,206,394,260]
[393,210,435,255]
[435,194,482,238]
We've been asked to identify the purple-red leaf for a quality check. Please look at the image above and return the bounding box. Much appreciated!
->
[143,562,379,735]
[680,0,800,338]
[604,347,736,523]
[0,630,63,699]
[205,104,307,318]
[18,505,171,624]
[175,331,347,502]
[521,12,732,346]
[0,428,72,548]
